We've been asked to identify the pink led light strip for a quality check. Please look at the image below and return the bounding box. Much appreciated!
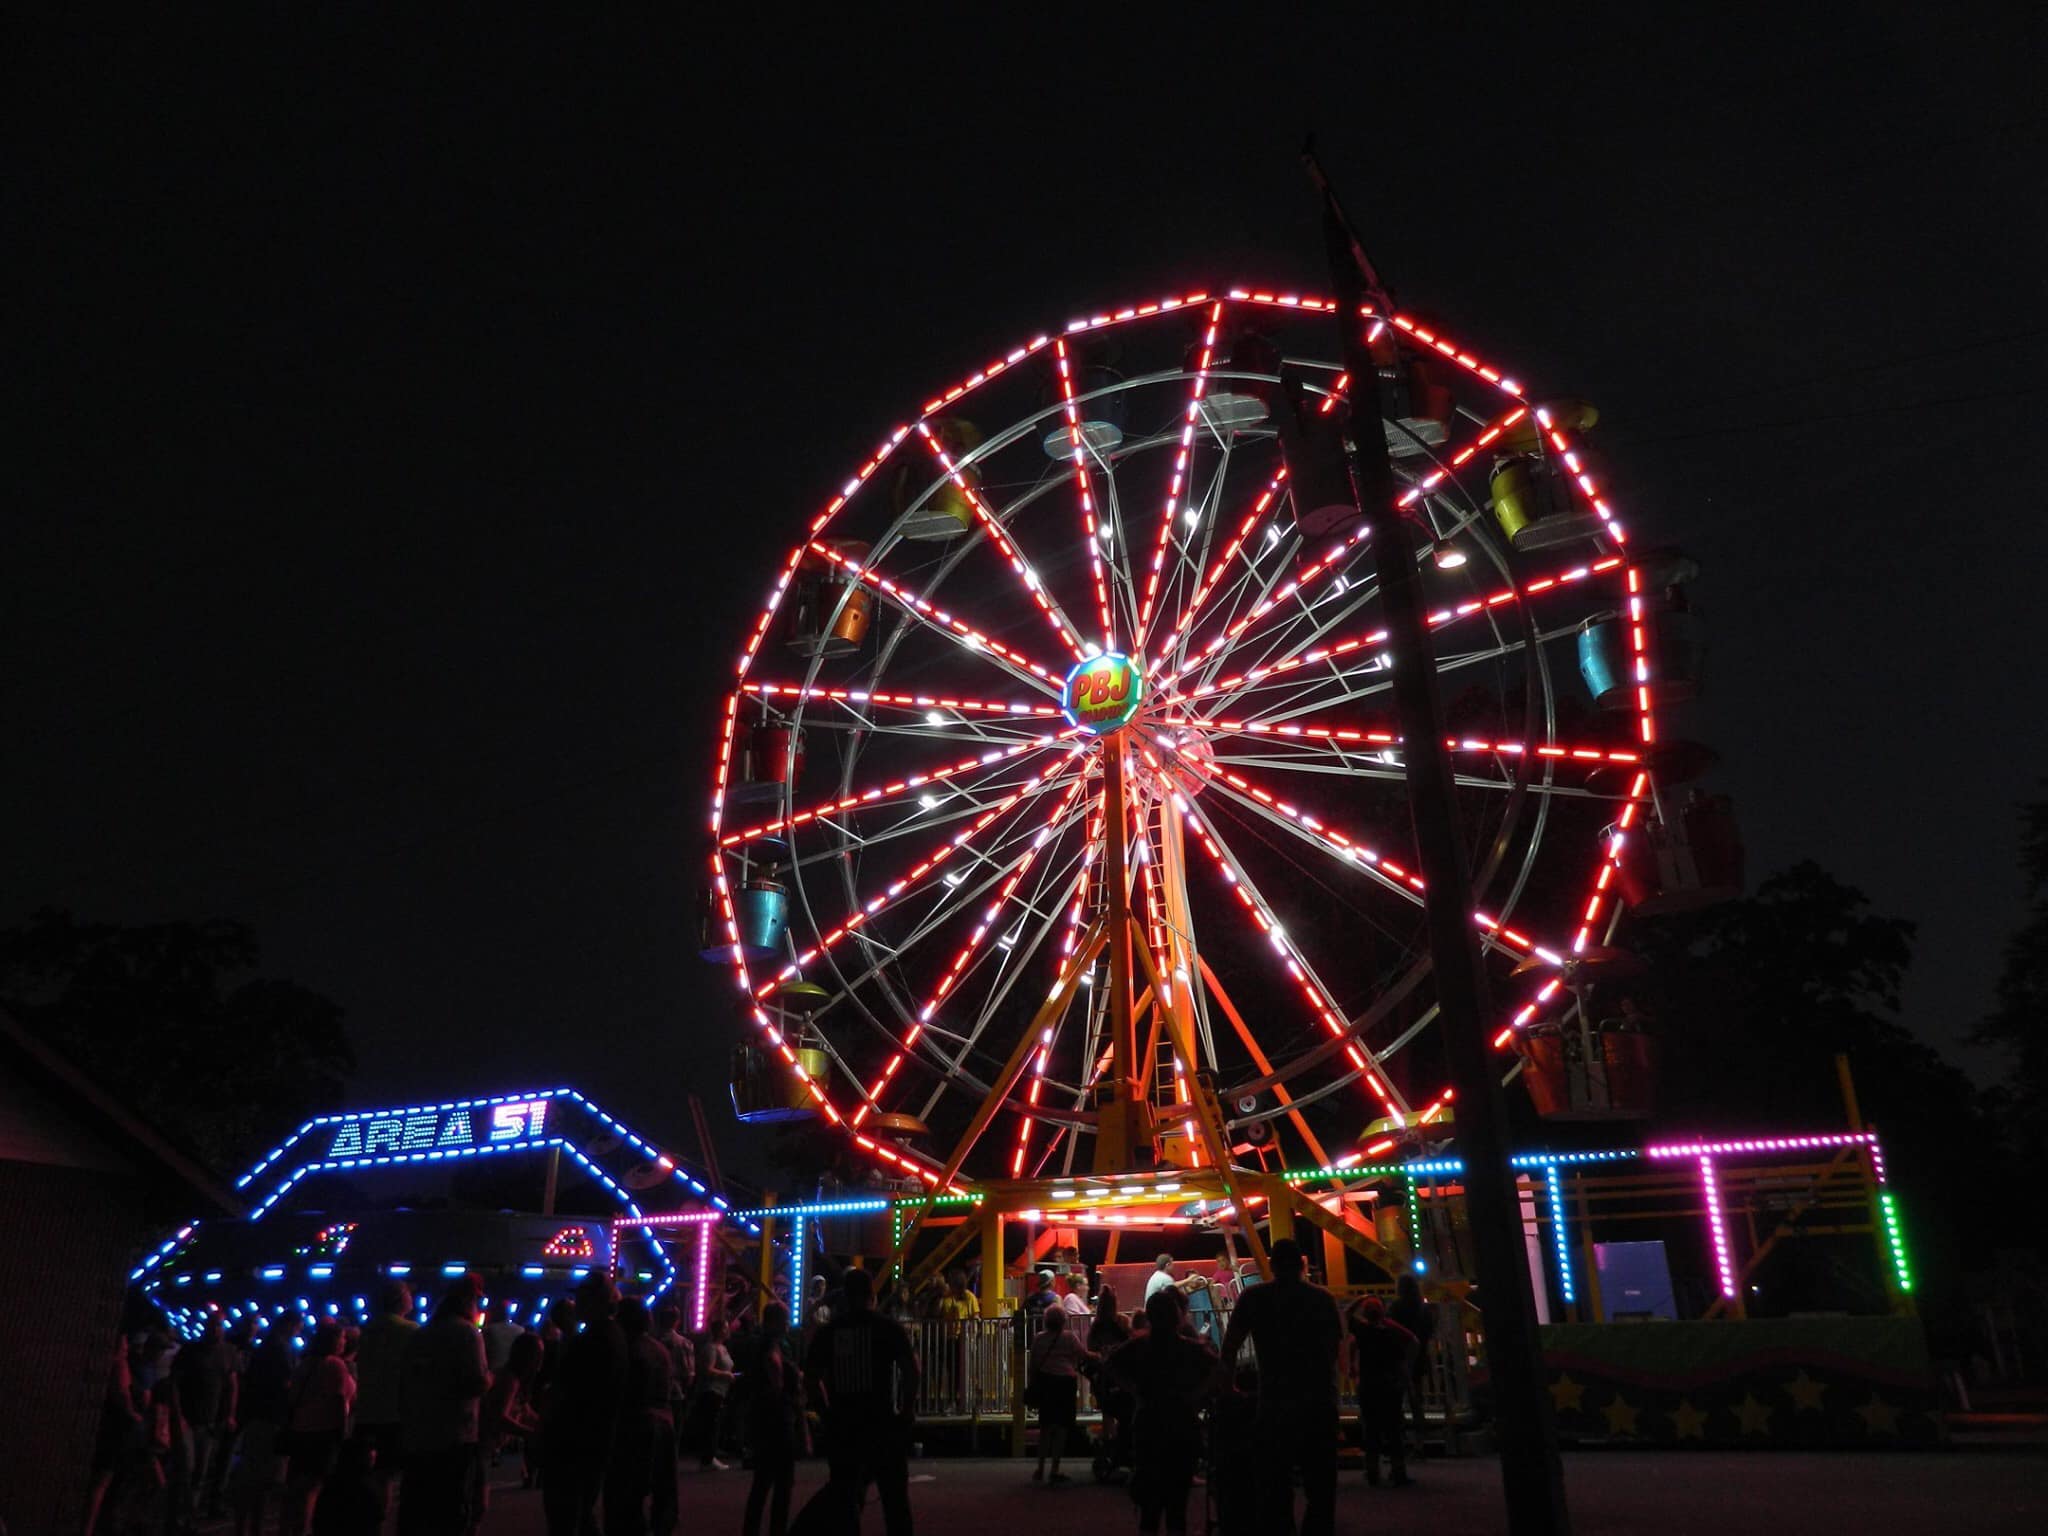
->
[608,1212,720,1331]
[1699,1155,1738,1299]
[740,683,1059,718]
[856,773,1088,1124]
[916,420,1085,661]
[1136,300,1224,641]
[1054,337,1118,650]
[1644,1132,1877,1160]
[804,542,1063,685]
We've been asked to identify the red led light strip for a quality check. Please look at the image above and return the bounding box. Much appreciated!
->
[857,773,1088,1122]
[1136,299,1223,641]
[916,420,1085,661]
[804,541,1063,686]
[1181,718,1641,764]
[1054,337,1118,650]
[1153,465,1289,664]
[740,683,1058,718]
[1010,793,1101,1178]
[750,755,1082,1000]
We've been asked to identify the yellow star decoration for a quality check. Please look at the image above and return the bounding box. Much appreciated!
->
[1670,1399,1709,1440]
[1784,1370,1827,1412]
[1549,1374,1585,1412]
[1601,1393,1640,1437]
[1855,1394,1900,1436]
[1733,1393,1774,1435]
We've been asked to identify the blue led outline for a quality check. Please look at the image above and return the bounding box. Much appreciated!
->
[1543,1162,1576,1305]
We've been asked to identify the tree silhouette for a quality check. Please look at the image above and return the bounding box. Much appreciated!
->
[0,909,354,1179]
[1976,785,2048,1169]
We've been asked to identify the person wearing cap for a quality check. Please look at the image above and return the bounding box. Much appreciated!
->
[540,1271,628,1536]
[1215,1239,1342,1536]
[396,1274,487,1536]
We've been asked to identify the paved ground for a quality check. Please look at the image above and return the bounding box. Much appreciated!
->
[464,1447,2047,1535]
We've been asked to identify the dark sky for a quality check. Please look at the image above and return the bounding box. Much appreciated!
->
[11,8,2046,1184]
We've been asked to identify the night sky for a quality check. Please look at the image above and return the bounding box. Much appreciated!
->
[12,9,2047,1187]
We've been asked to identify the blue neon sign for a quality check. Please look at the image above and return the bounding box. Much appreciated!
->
[324,1098,550,1159]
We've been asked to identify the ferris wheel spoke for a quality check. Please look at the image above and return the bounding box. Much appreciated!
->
[915,420,1089,662]
[1053,337,1119,651]
[1191,716,1645,770]
[719,729,1074,847]
[803,541,1066,691]
[1167,401,1539,684]
[754,751,1085,997]
[776,750,1080,877]
[851,775,1089,1123]
[1176,795,1413,1123]
[1153,465,1288,670]
[741,682,1060,721]
[1195,765,1555,967]
[1135,299,1224,643]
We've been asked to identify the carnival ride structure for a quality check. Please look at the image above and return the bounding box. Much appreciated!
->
[701,284,1739,1301]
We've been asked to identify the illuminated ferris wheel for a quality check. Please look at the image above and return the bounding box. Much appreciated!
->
[701,286,1697,1193]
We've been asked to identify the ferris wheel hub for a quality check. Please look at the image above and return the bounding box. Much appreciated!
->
[1060,650,1147,736]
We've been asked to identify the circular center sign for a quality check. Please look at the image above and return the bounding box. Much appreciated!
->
[1062,651,1145,735]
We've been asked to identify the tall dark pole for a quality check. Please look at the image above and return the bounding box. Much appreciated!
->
[1309,155,1571,1536]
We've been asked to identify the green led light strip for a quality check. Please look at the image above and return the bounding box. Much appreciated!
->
[1878,1190,1915,1293]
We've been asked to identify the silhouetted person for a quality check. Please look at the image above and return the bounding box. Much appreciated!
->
[1346,1295,1416,1487]
[604,1297,677,1536]
[1027,1306,1088,1484]
[543,1272,629,1536]
[1388,1272,1435,1437]
[398,1275,487,1536]
[741,1302,806,1536]
[173,1314,240,1523]
[353,1279,417,1524]
[801,1268,919,1536]
[1216,1239,1341,1536]
[1105,1289,1216,1536]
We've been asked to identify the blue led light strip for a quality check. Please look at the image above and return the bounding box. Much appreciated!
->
[1543,1163,1576,1305]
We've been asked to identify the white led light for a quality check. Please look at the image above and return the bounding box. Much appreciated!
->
[925,711,946,726]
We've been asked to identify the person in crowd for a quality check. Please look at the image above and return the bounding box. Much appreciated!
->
[541,1272,628,1536]
[483,1305,525,1375]
[1388,1272,1436,1439]
[229,1312,304,1536]
[686,1315,737,1470]
[397,1276,488,1536]
[805,1274,832,1329]
[740,1301,806,1536]
[1105,1289,1216,1536]
[352,1279,417,1523]
[935,1269,978,1322]
[311,1434,381,1536]
[282,1321,356,1536]
[1207,1363,1259,1536]
[1023,1269,1059,1326]
[653,1303,695,1409]
[84,1333,143,1536]
[174,1313,241,1523]
[799,1268,919,1536]
[1143,1254,1177,1304]
[1346,1295,1417,1488]
[604,1297,678,1536]
[1027,1306,1089,1485]
[473,1332,543,1532]
[1216,1239,1342,1536]
[1059,1268,1092,1321]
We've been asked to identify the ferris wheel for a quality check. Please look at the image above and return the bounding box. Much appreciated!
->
[702,287,1693,1193]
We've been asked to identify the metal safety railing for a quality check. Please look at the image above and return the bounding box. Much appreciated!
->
[887,1308,1472,1427]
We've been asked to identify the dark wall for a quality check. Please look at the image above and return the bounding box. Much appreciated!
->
[0,1161,141,1536]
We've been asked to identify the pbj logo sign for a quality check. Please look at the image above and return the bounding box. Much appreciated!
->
[324,1098,549,1160]
[1061,652,1144,736]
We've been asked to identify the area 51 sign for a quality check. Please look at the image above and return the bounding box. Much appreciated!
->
[325,1098,550,1159]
